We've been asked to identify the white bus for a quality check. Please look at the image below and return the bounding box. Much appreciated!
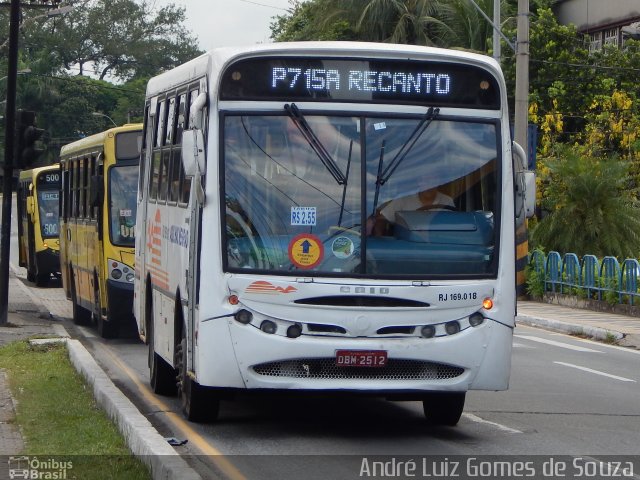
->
[134,42,535,424]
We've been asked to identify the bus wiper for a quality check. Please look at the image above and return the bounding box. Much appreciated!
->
[284,103,347,185]
[377,107,440,186]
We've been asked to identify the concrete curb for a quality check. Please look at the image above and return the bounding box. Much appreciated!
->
[65,339,202,480]
[516,314,625,342]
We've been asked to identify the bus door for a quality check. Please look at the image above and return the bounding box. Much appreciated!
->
[135,99,156,337]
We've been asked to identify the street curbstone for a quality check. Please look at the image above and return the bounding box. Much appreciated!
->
[65,339,201,480]
[516,314,625,342]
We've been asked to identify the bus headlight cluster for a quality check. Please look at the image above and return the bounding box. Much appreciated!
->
[232,307,304,339]
[108,259,134,284]
[420,311,486,338]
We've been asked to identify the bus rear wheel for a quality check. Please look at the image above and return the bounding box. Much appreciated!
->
[422,392,466,426]
[176,330,219,422]
[147,305,177,395]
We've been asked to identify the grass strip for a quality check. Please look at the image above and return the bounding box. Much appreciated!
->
[0,340,150,479]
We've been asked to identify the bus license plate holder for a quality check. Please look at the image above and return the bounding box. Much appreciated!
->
[335,350,388,368]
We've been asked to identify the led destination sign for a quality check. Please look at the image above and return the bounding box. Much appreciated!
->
[271,67,452,96]
[220,57,499,108]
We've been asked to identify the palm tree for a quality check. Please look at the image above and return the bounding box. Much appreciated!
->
[448,0,515,53]
[531,146,640,259]
[322,0,456,46]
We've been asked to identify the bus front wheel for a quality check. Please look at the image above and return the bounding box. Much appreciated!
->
[94,279,118,339]
[176,330,219,422]
[71,270,91,325]
[422,392,465,426]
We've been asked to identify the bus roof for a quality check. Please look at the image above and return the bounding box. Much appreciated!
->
[145,41,503,98]
[59,123,143,159]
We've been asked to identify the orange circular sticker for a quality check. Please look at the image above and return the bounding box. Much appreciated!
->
[288,234,324,269]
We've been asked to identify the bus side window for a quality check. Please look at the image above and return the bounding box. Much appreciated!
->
[168,150,181,203]
[156,100,166,149]
[176,93,187,144]
[73,160,80,218]
[165,96,176,146]
[150,151,161,200]
[157,150,170,202]
[82,157,89,218]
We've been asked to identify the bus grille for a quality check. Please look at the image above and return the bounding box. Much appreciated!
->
[252,359,464,381]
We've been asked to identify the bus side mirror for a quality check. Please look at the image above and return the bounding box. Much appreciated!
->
[90,175,104,208]
[181,129,205,177]
[512,141,536,219]
[26,196,35,216]
[518,171,536,218]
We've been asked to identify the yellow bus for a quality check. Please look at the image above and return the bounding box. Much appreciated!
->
[16,164,61,286]
[59,124,142,338]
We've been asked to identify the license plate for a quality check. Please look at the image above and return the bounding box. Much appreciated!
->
[335,350,388,368]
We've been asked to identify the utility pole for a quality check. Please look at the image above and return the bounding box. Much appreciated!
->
[0,0,20,325]
[493,0,501,61]
[514,0,529,160]
[514,0,530,297]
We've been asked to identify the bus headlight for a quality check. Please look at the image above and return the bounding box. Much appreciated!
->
[445,321,461,335]
[108,259,134,283]
[421,325,436,338]
[286,323,303,338]
[260,320,277,334]
[469,312,485,327]
[234,309,253,324]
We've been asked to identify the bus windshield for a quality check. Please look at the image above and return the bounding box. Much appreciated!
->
[109,164,138,246]
[38,190,59,238]
[223,113,499,277]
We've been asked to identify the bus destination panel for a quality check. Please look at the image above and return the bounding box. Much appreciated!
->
[221,56,499,108]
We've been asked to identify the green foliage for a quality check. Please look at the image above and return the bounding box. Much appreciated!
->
[270,0,516,51]
[531,145,640,259]
[0,341,150,477]
[21,0,203,81]
[525,263,545,298]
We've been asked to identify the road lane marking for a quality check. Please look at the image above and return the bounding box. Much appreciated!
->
[512,342,536,349]
[518,325,640,356]
[515,335,602,353]
[463,413,523,434]
[554,361,636,383]
[95,342,248,480]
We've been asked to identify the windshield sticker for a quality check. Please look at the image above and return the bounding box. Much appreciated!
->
[331,236,355,259]
[288,234,324,269]
[374,122,387,130]
[291,206,317,226]
[120,209,132,217]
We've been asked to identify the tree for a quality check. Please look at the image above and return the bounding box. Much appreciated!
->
[531,145,640,259]
[271,0,521,53]
[21,0,203,81]
[271,0,357,41]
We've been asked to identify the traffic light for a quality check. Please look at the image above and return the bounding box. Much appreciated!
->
[14,110,46,169]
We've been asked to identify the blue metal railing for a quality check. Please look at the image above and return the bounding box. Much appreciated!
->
[528,251,640,306]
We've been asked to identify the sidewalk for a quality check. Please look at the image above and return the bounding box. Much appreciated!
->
[517,300,640,349]
[0,268,201,480]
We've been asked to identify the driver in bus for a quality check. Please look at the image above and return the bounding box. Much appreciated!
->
[368,183,455,236]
